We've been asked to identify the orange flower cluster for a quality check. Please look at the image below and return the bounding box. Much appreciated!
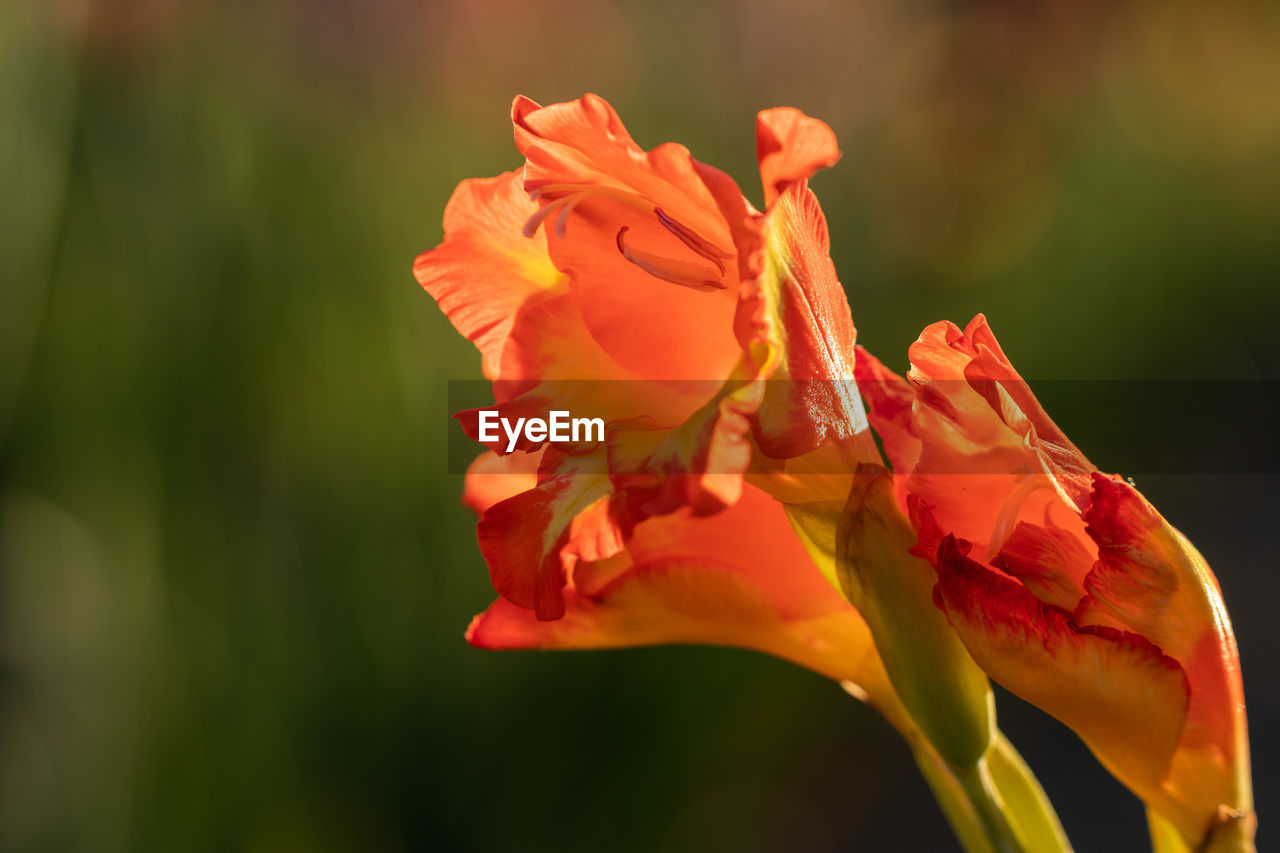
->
[415,95,1253,852]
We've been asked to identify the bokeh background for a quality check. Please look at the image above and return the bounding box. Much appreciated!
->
[3,0,1278,850]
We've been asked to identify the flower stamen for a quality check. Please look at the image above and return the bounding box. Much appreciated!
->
[522,183,654,239]
[655,207,731,275]
[615,226,726,291]
[522,185,736,284]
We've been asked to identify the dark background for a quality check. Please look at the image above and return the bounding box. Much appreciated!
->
[2,1,1277,850]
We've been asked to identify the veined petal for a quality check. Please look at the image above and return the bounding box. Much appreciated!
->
[737,181,868,459]
[1080,477,1236,676]
[756,107,841,207]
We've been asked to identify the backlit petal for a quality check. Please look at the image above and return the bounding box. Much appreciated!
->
[898,315,1254,849]
[412,171,565,380]
[737,181,867,459]
[756,107,841,207]
[910,315,1095,511]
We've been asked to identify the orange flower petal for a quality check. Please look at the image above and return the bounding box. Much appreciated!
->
[737,182,865,459]
[910,315,1095,511]
[557,204,741,379]
[756,107,841,207]
[413,171,645,394]
[412,171,566,380]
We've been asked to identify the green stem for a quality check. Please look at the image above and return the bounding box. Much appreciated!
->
[985,734,1074,853]
[956,759,1024,853]
[843,667,1071,852]
[912,743,1003,853]
[906,728,1072,853]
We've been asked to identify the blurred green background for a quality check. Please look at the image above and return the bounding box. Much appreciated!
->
[2,1,1277,850]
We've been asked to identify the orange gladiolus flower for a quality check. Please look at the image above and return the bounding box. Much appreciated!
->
[414,94,885,673]
[860,315,1255,851]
